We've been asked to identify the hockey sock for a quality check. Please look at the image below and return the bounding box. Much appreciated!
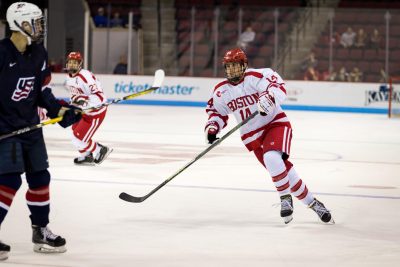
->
[92,142,101,157]
[0,173,22,224]
[77,139,96,155]
[287,167,314,206]
[72,133,100,157]
[263,151,290,195]
[25,170,50,227]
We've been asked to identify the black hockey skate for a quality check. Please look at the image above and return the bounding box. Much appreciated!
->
[280,194,294,224]
[74,153,95,166]
[0,241,10,261]
[309,199,334,224]
[94,144,113,164]
[32,225,67,253]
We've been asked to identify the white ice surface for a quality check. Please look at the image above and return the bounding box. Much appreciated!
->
[1,105,399,267]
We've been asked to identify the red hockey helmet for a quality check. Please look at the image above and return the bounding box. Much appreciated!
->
[222,48,248,65]
[67,52,82,62]
[66,52,83,76]
[222,48,248,84]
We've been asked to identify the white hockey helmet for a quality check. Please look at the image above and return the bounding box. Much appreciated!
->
[6,2,46,44]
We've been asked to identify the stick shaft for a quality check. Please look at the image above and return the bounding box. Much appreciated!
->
[120,111,259,202]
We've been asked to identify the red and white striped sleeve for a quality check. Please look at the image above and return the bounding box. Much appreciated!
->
[204,86,229,133]
[258,69,287,105]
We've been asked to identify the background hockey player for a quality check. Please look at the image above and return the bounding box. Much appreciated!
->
[65,51,112,165]
[204,48,334,224]
[0,2,82,260]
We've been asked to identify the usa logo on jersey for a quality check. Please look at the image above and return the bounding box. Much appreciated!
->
[11,77,35,101]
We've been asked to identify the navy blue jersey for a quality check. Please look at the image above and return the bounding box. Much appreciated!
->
[0,38,62,142]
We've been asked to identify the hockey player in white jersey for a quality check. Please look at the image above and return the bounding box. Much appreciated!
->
[65,52,112,165]
[205,48,334,224]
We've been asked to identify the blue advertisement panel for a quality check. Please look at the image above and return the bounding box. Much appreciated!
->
[51,73,390,114]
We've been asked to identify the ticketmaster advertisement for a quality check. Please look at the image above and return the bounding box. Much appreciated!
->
[51,73,390,113]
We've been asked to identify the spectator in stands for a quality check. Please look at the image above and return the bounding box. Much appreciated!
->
[301,52,318,71]
[93,7,108,27]
[110,12,124,28]
[320,69,330,81]
[303,66,319,81]
[326,68,338,81]
[354,28,367,48]
[370,28,381,52]
[338,66,349,82]
[330,31,341,47]
[349,67,363,82]
[237,26,255,50]
[379,69,388,83]
[113,55,128,75]
[340,27,356,48]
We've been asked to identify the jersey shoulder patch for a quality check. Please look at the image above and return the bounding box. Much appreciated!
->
[213,80,229,92]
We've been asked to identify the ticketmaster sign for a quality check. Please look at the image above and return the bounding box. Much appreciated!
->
[114,81,197,96]
[51,73,388,113]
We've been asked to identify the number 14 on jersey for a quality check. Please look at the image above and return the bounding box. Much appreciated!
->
[239,108,252,120]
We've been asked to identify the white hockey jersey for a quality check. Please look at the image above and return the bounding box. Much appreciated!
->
[205,68,291,151]
[65,69,107,116]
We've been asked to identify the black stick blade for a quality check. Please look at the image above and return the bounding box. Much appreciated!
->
[119,192,145,203]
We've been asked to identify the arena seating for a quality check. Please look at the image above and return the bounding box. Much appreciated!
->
[86,0,141,27]
[306,7,400,82]
[175,2,298,77]
[84,0,399,81]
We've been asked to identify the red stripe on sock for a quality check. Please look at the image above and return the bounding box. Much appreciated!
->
[291,179,302,193]
[26,193,50,202]
[0,186,16,206]
[26,186,50,202]
[297,186,309,200]
[90,142,97,153]
[272,170,288,182]
[0,185,16,195]
[79,140,92,153]
[0,194,13,206]
[276,181,290,192]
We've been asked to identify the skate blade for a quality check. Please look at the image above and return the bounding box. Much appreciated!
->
[325,218,335,224]
[34,244,67,253]
[0,251,9,261]
[95,148,113,165]
[283,215,293,224]
[74,162,95,166]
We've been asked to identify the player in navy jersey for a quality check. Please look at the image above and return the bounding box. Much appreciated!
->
[0,2,82,260]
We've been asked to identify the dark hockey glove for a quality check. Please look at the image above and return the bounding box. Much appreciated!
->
[205,122,219,144]
[58,105,82,128]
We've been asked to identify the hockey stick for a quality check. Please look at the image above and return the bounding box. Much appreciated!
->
[0,70,165,141]
[119,110,259,203]
[0,117,63,141]
[83,69,165,112]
